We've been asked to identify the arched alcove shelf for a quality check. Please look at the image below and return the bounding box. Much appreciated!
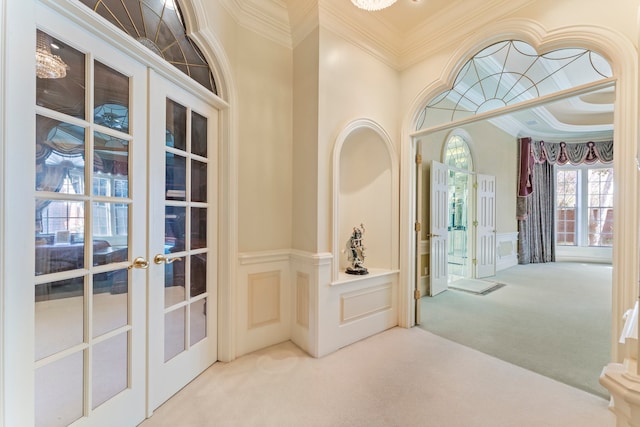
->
[332,119,399,284]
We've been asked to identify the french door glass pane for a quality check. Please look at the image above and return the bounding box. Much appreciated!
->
[190,253,207,298]
[35,351,84,427]
[92,332,128,409]
[36,116,86,193]
[93,269,128,337]
[94,61,129,132]
[92,202,129,267]
[166,99,187,150]
[166,153,186,201]
[190,298,207,345]
[165,261,186,308]
[191,111,207,157]
[191,207,207,249]
[165,206,186,252]
[35,200,86,275]
[165,307,186,362]
[36,30,86,119]
[94,131,129,179]
[35,278,84,361]
[191,159,207,202]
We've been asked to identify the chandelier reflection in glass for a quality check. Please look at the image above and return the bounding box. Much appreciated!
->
[36,31,68,79]
[351,0,397,11]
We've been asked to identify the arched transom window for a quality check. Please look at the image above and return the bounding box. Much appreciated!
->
[416,40,612,131]
[78,0,217,94]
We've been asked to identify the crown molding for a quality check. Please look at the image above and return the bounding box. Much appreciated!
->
[319,1,403,70]
[318,0,534,71]
[212,0,535,69]
[286,0,319,48]
[218,0,292,48]
[399,0,533,69]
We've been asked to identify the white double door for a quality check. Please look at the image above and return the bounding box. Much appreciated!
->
[427,161,496,296]
[27,6,218,427]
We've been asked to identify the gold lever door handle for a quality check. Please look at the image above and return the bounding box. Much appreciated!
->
[154,254,182,265]
[128,256,149,270]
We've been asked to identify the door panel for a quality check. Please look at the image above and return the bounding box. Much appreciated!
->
[429,161,448,296]
[148,71,218,413]
[33,6,148,426]
[475,174,496,278]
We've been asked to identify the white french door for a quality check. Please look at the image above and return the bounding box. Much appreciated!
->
[28,4,218,426]
[33,6,148,427]
[429,161,449,296]
[475,174,496,278]
[147,71,218,413]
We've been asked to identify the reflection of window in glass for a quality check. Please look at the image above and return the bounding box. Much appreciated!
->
[93,177,110,196]
[114,179,128,198]
[556,166,613,247]
[114,179,128,236]
[41,199,84,234]
[93,202,111,236]
[39,171,85,235]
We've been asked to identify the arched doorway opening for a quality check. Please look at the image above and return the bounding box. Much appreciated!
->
[411,39,616,397]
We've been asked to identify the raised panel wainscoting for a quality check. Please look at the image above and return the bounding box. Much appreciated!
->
[238,250,398,358]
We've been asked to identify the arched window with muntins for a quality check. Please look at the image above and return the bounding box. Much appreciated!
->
[78,0,217,94]
[416,40,612,131]
[444,134,473,172]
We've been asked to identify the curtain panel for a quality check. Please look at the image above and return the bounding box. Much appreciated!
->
[530,139,613,165]
[516,137,612,264]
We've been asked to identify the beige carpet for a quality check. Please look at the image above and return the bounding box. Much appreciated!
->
[139,327,614,427]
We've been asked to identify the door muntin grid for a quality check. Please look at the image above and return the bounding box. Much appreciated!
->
[163,98,209,362]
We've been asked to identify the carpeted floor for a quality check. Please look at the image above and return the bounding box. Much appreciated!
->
[139,327,614,427]
[420,262,612,398]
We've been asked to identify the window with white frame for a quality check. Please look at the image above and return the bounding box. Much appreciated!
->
[556,165,613,247]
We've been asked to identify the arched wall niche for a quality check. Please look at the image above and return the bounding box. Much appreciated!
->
[400,20,638,364]
[332,119,399,282]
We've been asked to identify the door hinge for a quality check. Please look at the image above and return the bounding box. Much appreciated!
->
[415,222,421,232]
[472,258,478,265]
[473,182,478,189]
[473,220,478,227]
[414,289,421,300]
[415,154,422,165]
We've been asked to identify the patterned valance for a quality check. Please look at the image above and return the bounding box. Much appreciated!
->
[530,140,613,165]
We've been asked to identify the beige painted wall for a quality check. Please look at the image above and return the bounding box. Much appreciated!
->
[292,29,320,253]
[202,4,294,253]
[318,29,400,253]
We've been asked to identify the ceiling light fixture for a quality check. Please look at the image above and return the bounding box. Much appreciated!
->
[351,0,397,11]
[36,32,68,79]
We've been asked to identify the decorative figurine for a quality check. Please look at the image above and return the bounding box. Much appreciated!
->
[345,223,368,275]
